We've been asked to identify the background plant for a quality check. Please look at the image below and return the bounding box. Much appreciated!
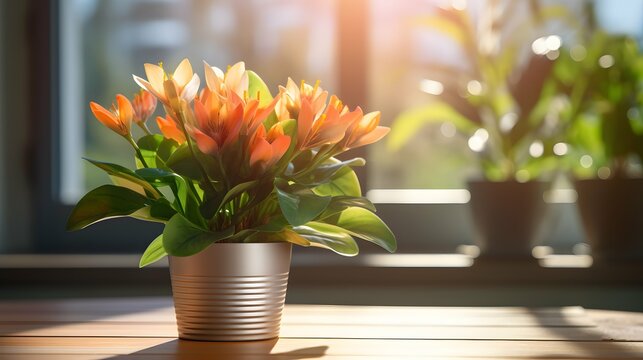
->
[67,60,396,266]
[388,0,576,182]
[554,30,643,179]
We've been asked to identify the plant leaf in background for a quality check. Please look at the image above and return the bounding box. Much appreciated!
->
[388,103,478,151]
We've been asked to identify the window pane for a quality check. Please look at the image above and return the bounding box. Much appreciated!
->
[59,0,337,203]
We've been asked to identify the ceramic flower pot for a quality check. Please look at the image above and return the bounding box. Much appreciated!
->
[575,178,643,261]
[468,180,550,259]
[169,242,292,341]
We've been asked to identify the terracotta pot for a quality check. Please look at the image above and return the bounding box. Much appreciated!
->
[169,242,292,341]
[575,178,643,261]
[468,180,549,259]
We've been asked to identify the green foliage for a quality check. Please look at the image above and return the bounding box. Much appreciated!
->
[139,235,167,267]
[70,64,397,265]
[247,70,274,107]
[293,222,359,256]
[389,2,571,181]
[322,207,397,253]
[162,214,234,256]
[276,181,332,226]
[551,29,643,178]
[66,185,151,230]
[136,135,178,169]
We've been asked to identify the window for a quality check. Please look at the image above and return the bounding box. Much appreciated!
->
[35,0,643,256]
[59,0,338,203]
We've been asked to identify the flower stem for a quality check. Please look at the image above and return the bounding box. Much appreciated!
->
[127,135,150,168]
[138,123,153,136]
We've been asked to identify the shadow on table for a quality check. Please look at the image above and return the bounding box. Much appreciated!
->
[108,338,328,359]
[528,308,641,358]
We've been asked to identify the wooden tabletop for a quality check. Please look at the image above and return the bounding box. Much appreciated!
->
[0,298,642,359]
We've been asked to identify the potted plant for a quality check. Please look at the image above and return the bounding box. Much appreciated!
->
[66,59,396,341]
[388,2,569,259]
[554,31,643,261]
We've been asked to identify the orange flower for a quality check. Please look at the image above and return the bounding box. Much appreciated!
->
[276,78,328,121]
[156,115,186,144]
[131,90,157,124]
[203,61,248,99]
[249,123,291,173]
[190,90,280,156]
[89,94,133,137]
[340,110,390,150]
[296,95,356,150]
[133,58,200,106]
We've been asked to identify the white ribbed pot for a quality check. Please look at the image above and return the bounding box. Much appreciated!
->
[168,242,292,341]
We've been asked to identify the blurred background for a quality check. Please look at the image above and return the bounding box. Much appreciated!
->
[1,0,642,310]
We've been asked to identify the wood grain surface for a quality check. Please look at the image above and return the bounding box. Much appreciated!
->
[0,297,641,359]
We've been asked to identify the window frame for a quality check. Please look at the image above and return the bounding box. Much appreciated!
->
[30,0,583,255]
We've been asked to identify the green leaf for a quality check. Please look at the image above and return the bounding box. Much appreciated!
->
[137,135,164,168]
[219,180,259,210]
[416,14,467,46]
[165,143,220,181]
[136,168,204,227]
[135,135,179,169]
[276,181,331,226]
[388,103,478,150]
[320,196,376,218]
[149,198,176,221]
[253,215,290,233]
[323,207,397,253]
[295,157,365,185]
[162,214,235,256]
[247,70,273,107]
[66,185,150,230]
[294,222,359,256]
[139,234,167,267]
[313,165,361,197]
[85,158,160,198]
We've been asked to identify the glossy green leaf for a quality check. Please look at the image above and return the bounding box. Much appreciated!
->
[136,135,178,169]
[162,214,235,256]
[247,70,273,107]
[295,157,365,185]
[294,222,359,256]
[137,135,164,168]
[219,180,259,211]
[136,168,204,227]
[166,143,220,181]
[139,234,167,267]
[149,198,177,221]
[320,196,376,218]
[85,158,160,198]
[253,215,289,233]
[276,182,331,226]
[323,207,397,253]
[66,185,150,230]
[313,165,361,197]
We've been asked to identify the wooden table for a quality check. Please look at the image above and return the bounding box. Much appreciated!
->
[0,298,642,359]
